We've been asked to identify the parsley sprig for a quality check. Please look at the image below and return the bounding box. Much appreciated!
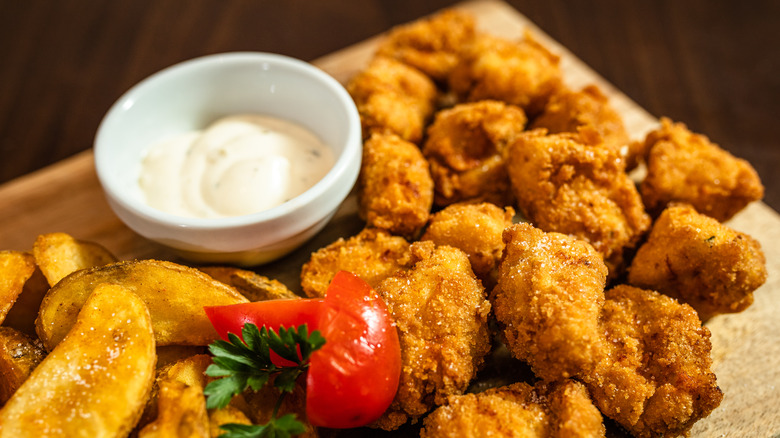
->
[204,322,325,438]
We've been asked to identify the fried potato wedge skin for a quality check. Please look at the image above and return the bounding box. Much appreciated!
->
[0,283,156,437]
[0,327,46,404]
[36,259,248,351]
[138,379,210,438]
[33,232,117,287]
[2,267,49,337]
[0,250,36,324]
[199,266,298,301]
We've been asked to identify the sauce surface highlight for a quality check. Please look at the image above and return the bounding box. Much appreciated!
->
[139,114,334,218]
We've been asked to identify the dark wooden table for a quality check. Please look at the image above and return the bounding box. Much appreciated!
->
[1,0,778,211]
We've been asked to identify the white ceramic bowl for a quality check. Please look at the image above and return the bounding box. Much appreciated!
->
[94,52,362,266]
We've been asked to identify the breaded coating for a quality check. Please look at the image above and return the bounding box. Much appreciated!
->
[420,201,515,288]
[583,285,723,438]
[530,85,631,167]
[423,100,527,206]
[357,132,434,238]
[300,227,410,298]
[347,56,437,144]
[628,203,767,320]
[372,241,492,430]
[448,33,563,116]
[492,223,607,381]
[375,9,476,82]
[639,118,764,221]
[420,380,605,438]
[505,129,651,276]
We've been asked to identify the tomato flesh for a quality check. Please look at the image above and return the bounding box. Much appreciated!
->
[203,271,400,429]
[306,271,401,428]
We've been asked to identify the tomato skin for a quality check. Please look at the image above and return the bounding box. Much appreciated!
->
[306,271,401,429]
[204,298,325,340]
[203,271,401,429]
[204,299,325,367]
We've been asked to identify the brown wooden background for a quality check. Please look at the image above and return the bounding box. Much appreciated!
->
[1,0,778,212]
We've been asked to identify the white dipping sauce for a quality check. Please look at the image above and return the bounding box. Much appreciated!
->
[138,114,334,218]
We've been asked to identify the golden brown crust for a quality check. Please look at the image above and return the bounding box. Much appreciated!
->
[492,223,607,381]
[0,327,45,404]
[627,203,767,320]
[420,380,605,438]
[448,32,563,116]
[423,100,527,206]
[639,117,764,221]
[371,241,492,430]
[505,129,651,276]
[300,227,411,298]
[358,132,434,238]
[347,56,437,144]
[583,285,723,438]
[421,201,515,288]
[375,9,476,82]
[530,85,631,168]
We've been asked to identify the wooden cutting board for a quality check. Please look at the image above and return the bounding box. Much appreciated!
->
[0,0,777,436]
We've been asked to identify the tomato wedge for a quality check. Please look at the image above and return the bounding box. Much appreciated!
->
[204,297,325,367]
[205,297,325,338]
[203,271,400,429]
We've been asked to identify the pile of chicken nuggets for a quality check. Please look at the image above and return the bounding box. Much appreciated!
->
[0,9,767,438]
[304,9,768,438]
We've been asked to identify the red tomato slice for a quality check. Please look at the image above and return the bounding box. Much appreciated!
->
[205,298,325,340]
[203,271,400,429]
[204,298,325,367]
[306,271,401,428]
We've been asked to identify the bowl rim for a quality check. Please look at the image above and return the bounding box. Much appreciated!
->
[94,51,361,231]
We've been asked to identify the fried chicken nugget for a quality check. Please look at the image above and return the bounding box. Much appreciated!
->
[492,223,607,381]
[371,241,492,430]
[300,227,411,298]
[420,380,605,438]
[375,9,476,82]
[420,201,515,288]
[448,32,563,116]
[505,129,651,276]
[639,117,764,221]
[357,132,434,238]
[530,85,631,168]
[583,285,723,438]
[423,100,527,206]
[627,203,767,320]
[347,56,437,144]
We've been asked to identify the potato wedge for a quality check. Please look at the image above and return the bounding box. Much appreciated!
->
[138,379,210,438]
[208,406,252,436]
[155,353,250,412]
[0,251,36,324]
[0,327,46,404]
[138,354,251,436]
[33,232,117,287]
[0,283,156,437]
[36,259,249,351]
[156,345,209,369]
[158,353,212,389]
[200,266,298,301]
[2,267,49,336]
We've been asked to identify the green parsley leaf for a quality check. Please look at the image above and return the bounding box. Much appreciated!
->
[203,322,325,430]
[217,413,306,438]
